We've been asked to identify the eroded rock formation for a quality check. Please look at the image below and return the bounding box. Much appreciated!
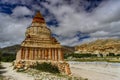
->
[75,39,120,55]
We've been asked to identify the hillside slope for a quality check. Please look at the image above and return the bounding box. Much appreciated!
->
[1,44,21,54]
[75,39,120,55]
[0,44,74,55]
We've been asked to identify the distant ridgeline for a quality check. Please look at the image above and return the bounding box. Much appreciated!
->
[75,39,120,56]
[0,45,20,62]
[0,44,74,55]
[0,44,74,62]
[0,44,20,54]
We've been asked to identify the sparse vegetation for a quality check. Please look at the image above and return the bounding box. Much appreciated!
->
[0,44,19,62]
[31,62,60,74]
[1,53,16,62]
[0,75,4,80]
[64,53,120,63]
[107,53,115,57]
[64,53,97,59]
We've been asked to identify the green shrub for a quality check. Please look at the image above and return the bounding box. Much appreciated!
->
[116,54,120,56]
[107,53,115,57]
[64,53,97,59]
[99,53,103,57]
[32,62,60,74]
[1,53,16,62]
[0,75,5,80]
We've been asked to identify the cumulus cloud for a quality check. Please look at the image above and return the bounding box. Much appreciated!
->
[41,0,120,46]
[0,0,120,47]
[11,6,33,17]
[0,8,32,47]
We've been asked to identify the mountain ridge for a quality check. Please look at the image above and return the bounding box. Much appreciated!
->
[0,44,74,54]
[75,39,120,55]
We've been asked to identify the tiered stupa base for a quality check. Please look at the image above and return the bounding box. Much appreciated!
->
[14,11,71,75]
[14,60,71,75]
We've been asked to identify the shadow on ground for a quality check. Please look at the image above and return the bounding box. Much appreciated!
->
[0,66,7,74]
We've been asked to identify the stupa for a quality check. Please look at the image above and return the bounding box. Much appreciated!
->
[15,11,71,75]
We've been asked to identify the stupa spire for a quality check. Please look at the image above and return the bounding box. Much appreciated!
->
[34,11,43,18]
[32,11,45,23]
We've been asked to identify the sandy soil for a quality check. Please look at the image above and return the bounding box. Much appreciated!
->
[0,62,34,80]
[0,62,73,80]
[69,61,120,80]
[1,62,120,80]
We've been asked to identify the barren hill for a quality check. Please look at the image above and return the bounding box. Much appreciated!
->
[75,39,120,55]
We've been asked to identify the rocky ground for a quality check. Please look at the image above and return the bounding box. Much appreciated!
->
[0,62,85,80]
[0,62,34,80]
[1,61,120,80]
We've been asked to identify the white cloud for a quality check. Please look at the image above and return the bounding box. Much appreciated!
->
[90,31,109,37]
[0,11,32,47]
[1,0,120,47]
[12,6,33,17]
[43,0,120,46]
[60,37,79,46]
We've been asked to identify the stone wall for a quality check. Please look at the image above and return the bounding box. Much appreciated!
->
[14,60,71,75]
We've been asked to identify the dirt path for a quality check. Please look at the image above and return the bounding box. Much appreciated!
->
[0,62,34,80]
[69,62,120,80]
[2,62,119,80]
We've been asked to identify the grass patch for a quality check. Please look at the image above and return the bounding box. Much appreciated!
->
[70,57,120,63]
[31,62,60,74]
[0,64,2,69]
[0,75,5,80]
[1,54,16,62]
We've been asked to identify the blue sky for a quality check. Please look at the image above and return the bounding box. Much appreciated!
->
[0,0,120,47]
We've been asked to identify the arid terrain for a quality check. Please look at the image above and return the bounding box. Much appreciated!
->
[69,61,120,80]
[0,62,83,80]
[75,39,120,55]
[1,62,120,80]
[0,63,34,80]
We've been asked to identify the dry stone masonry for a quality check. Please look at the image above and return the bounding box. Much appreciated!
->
[15,11,71,75]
